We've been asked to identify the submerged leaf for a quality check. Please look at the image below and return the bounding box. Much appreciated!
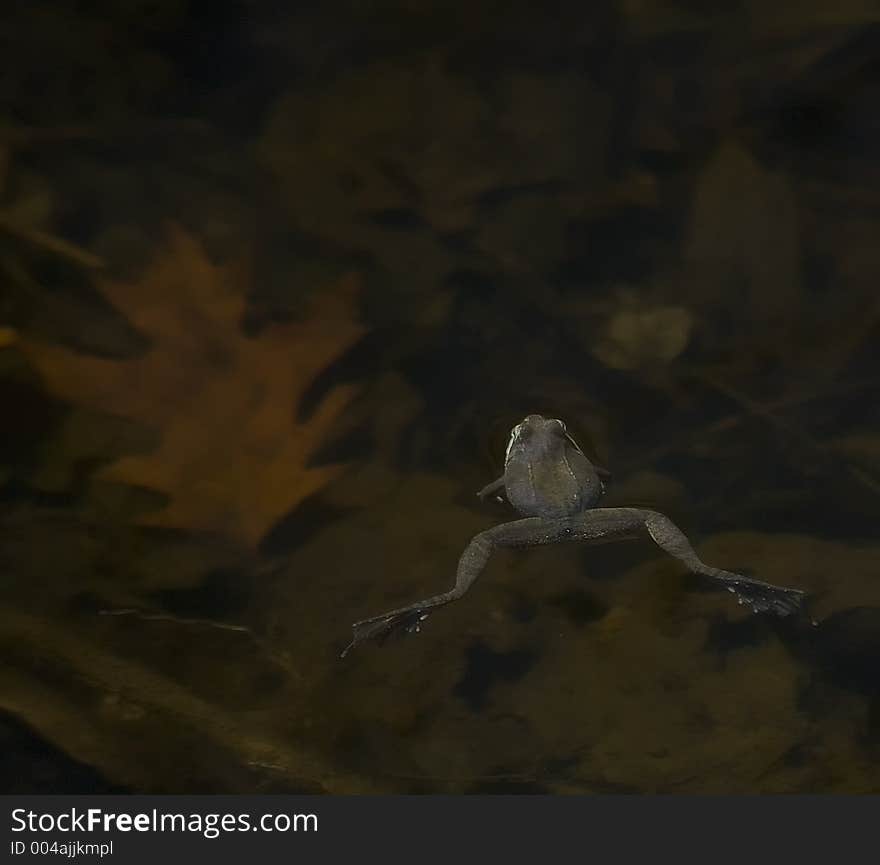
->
[20,226,365,546]
[592,302,693,370]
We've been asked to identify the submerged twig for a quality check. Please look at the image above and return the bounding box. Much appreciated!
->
[99,607,253,634]
[0,125,95,147]
[622,375,880,493]
[98,606,300,680]
[697,372,880,498]
[0,211,105,270]
[0,608,379,792]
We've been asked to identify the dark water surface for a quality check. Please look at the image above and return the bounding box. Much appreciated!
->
[2,2,880,793]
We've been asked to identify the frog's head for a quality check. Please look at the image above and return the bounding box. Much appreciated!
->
[504,414,579,468]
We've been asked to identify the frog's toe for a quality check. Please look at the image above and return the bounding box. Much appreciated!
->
[403,611,430,635]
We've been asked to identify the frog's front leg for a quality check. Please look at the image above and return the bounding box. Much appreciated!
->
[341,516,556,657]
[476,476,505,502]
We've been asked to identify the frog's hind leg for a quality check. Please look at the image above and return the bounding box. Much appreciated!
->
[637,510,806,618]
[342,517,550,657]
[341,531,494,657]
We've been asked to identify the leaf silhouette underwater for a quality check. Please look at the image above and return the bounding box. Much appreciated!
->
[20,225,365,547]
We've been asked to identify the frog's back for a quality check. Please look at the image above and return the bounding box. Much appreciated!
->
[505,445,603,518]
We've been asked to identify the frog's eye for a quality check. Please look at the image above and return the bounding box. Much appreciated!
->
[553,418,567,434]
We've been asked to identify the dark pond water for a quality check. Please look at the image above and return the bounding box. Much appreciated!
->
[2,1,880,793]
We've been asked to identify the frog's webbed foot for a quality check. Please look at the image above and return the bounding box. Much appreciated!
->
[340,607,431,658]
[718,573,808,619]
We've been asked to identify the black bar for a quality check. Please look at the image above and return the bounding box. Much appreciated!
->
[0,795,872,862]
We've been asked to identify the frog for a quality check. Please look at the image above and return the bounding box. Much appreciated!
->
[341,413,807,657]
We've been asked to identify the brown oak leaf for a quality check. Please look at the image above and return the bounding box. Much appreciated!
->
[21,226,364,546]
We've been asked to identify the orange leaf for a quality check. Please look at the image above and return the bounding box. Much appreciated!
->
[21,226,365,546]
